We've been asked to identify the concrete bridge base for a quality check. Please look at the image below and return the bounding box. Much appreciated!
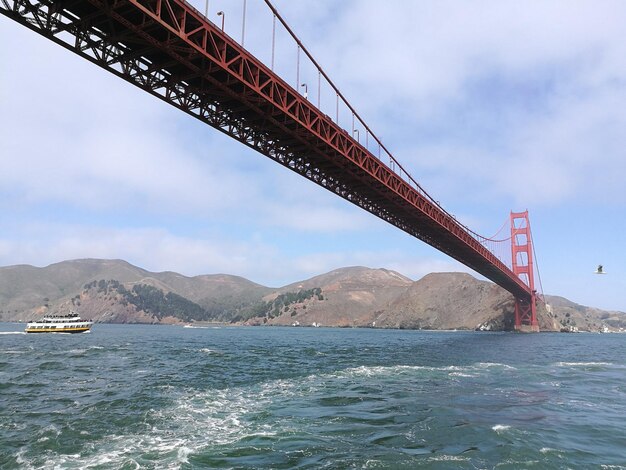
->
[515,324,540,333]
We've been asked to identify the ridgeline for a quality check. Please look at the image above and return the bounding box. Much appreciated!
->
[1,259,624,332]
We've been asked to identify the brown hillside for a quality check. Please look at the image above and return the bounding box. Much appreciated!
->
[0,259,270,322]
[1,259,624,332]
[263,271,559,332]
[0,259,150,319]
[374,272,515,330]
[261,267,413,327]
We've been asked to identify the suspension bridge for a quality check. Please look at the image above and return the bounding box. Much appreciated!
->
[1,0,542,331]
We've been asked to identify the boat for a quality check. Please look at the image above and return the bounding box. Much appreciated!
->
[25,311,93,333]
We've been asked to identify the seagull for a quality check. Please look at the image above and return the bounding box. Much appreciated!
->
[595,265,606,274]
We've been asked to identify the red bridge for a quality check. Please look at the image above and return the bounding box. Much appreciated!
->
[1,0,540,331]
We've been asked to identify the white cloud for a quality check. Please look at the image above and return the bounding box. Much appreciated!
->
[0,222,268,278]
[292,250,468,283]
[0,222,458,286]
[314,1,626,105]
[0,17,373,230]
[271,0,626,208]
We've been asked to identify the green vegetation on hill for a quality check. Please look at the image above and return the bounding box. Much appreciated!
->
[84,280,208,322]
[129,284,206,322]
[231,287,324,322]
[268,288,323,318]
[83,280,324,324]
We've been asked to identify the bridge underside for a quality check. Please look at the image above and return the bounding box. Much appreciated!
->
[1,0,533,306]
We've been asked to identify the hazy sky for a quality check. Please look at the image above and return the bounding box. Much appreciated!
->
[2,1,626,311]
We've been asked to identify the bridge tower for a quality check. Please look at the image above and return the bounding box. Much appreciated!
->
[510,211,539,332]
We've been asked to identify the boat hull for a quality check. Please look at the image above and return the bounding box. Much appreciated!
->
[25,327,91,333]
[25,312,93,333]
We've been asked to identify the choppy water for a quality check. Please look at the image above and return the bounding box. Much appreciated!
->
[1,323,626,469]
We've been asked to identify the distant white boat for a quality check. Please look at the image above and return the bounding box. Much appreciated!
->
[25,311,93,333]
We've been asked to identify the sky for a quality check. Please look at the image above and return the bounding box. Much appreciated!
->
[2,0,626,311]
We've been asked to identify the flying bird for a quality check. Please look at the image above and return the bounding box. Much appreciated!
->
[595,265,606,274]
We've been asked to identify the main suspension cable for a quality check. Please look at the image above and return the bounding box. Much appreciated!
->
[262,0,514,247]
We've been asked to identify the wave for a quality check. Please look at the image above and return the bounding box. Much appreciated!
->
[427,455,470,462]
[554,362,613,367]
[334,362,516,381]
[0,331,26,335]
[35,376,319,467]
[540,447,562,454]
[449,372,475,377]
[68,345,105,354]
[492,424,511,433]
[342,364,465,378]
[198,348,220,354]
[475,362,517,370]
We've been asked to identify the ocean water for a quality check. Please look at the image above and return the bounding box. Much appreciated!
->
[1,323,625,469]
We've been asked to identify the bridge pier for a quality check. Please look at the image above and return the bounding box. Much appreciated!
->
[514,294,539,332]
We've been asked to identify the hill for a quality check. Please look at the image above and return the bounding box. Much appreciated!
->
[0,259,271,323]
[0,259,624,332]
[252,266,413,327]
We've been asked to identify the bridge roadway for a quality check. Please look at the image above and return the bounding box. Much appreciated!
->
[1,0,532,303]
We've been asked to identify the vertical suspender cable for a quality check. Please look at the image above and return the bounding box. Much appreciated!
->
[317,70,321,108]
[271,14,276,70]
[296,44,300,90]
[241,0,247,46]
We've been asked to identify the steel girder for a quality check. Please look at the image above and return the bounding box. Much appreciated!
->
[1,0,532,302]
